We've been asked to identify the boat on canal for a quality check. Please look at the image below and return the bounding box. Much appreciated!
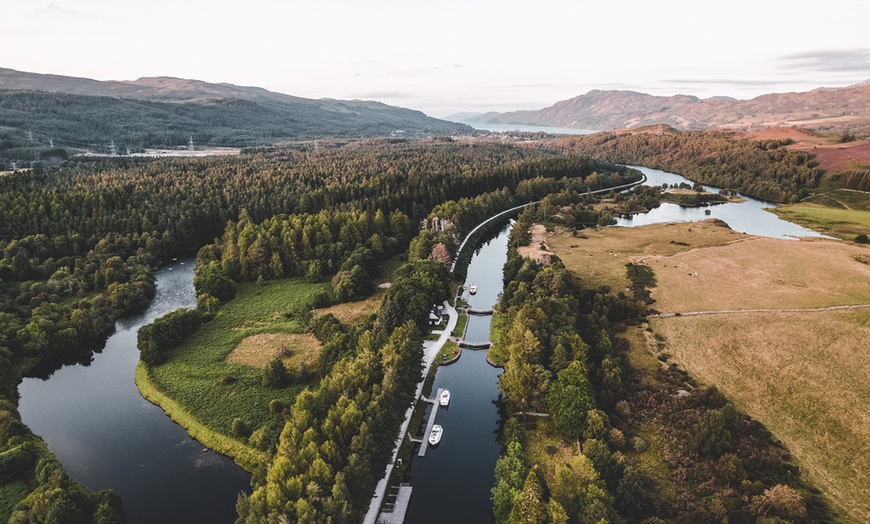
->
[428,424,443,446]
[440,389,450,407]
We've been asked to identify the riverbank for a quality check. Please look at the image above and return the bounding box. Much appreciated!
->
[364,301,458,524]
[135,364,266,473]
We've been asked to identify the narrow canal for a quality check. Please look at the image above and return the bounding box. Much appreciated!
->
[18,259,250,524]
[403,221,512,523]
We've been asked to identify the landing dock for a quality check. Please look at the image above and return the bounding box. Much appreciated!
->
[418,388,443,457]
[376,484,413,524]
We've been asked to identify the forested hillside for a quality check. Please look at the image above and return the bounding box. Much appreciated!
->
[0,67,471,167]
[553,129,825,203]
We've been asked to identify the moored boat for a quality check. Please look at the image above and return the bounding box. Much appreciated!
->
[468,283,477,294]
[428,424,443,446]
[440,389,450,407]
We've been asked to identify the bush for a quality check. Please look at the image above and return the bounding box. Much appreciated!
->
[230,418,250,439]
[855,233,868,244]
[262,358,289,388]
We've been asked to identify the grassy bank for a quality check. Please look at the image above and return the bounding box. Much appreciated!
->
[771,189,870,241]
[136,364,267,472]
[145,277,329,446]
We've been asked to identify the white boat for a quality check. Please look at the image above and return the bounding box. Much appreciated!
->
[468,283,477,295]
[440,389,450,407]
[428,424,443,446]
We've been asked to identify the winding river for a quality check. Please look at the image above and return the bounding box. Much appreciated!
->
[18,259,250,524]
[15,164,827,524]
[619,166,828,239]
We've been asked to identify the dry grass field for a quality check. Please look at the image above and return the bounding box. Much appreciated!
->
[651,311,870,521]
[647,236,870,312]
[551,222,870,522]
[548,219,746,291]
[226,332,321,370]
[313,288,385,325]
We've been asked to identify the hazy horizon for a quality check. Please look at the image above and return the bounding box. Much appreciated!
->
[3,0,870,118]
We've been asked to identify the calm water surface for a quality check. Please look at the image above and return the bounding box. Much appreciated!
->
[459,121,595,135]
[621,166,829,240]
[18,259,250,524]
[404,222,512,523]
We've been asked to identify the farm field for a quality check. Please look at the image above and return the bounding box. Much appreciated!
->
[551,221,870,522]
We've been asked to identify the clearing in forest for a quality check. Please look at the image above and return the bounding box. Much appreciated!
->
[227,332,322,370]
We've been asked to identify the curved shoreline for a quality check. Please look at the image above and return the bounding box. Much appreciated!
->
[135,363,266,474]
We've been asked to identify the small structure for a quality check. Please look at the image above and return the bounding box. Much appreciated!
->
[428,304,444,326]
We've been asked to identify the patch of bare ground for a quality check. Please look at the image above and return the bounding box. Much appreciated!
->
[651,310,870,522]
[517,223,554,264]
[226,332,321,370]
[313,289,385,325]
[548,219,744,290]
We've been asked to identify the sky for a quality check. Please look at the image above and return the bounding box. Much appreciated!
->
[3,0,870,118]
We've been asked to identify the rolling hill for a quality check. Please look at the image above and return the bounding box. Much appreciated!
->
[458,82,870,136]
[0,67,471,154]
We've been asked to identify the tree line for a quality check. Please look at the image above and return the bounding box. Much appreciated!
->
[553,130,825,203]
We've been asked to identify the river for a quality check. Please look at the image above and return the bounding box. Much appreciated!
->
[620,166,829,240]
[18,259,250,524]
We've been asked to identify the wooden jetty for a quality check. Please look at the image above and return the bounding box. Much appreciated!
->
[418,388,443,457]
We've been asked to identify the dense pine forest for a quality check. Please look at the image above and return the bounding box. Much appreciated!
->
[0,138,629,523]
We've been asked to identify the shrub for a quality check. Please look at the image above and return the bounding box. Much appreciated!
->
[262,358,289,388]
[855,233,868,244]
[230,418,250,439]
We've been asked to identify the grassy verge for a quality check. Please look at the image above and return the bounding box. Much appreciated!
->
[136,364,267,473]
[452,311,468,338]
[486,311,508,366]
[771,205,870,241]
[435,340,460,365]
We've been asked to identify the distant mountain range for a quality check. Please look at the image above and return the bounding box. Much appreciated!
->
[0,67,470,151]
[455,82,870,136]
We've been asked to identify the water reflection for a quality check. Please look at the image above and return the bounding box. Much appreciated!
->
[18,259,250,524]
[620,166,828,240]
